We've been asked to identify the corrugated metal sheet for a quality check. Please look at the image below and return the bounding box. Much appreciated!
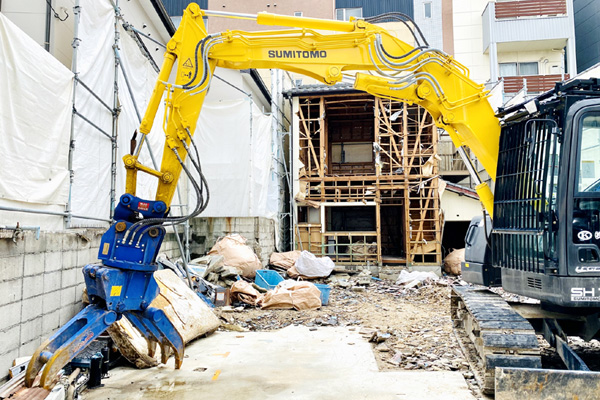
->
[164,0,208,16]
[574,0,600,72]
[335,0,413,18]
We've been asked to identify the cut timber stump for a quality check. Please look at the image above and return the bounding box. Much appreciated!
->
[107,270,220,368]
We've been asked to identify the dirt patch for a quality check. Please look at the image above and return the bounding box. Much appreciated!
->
[214,278,481,397]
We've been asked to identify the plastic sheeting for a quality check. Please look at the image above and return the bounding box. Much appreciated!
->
[195,98,275,218]
[0,13,73,229]
[1,0,278,230]
[71,0,276,225]
[70,0,165,227]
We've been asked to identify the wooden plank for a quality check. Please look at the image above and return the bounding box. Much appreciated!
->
[298,105,321,175]
[374,98,381,177]
[376,193,382,264]
[319,96,325,179]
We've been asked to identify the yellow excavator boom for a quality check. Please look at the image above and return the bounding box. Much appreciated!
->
[128,3,499,216]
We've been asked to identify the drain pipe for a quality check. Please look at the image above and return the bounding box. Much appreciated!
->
[45,0,52,51]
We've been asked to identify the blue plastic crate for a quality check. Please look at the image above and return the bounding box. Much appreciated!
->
[255,269,284,290]
[314,283,331,306]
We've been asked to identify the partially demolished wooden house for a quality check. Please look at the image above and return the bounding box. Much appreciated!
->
[290,85,442,267]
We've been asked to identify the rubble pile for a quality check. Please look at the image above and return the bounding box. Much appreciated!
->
[215,270,470,375]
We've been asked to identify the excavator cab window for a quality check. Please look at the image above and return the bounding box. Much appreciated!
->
[570,111,600,272]
[576,113,600,193]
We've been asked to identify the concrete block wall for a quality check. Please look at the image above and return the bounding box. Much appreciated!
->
[187,217,276,265]
[0,229,105,380]
[0,219,273,380]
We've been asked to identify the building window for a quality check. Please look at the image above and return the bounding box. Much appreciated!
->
[336,7,362,21]
[499,62,539,77]
[294,11,303,17]
[519,62,539,76]
[424,2,432,18]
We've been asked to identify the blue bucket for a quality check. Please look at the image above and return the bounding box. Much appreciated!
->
[254,269,284,290]
[314,283,332,306]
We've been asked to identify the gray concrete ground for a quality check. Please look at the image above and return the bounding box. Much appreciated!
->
[84,326,475,400]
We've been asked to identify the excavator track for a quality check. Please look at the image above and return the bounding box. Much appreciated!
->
[451,286,542,394]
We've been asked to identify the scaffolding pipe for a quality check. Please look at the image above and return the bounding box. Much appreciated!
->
[124,23,166,49]
[0,225,41,240]
[287,95,299,250]
[0,205,112,223]
[72,110,112,140]
[110,0,120,217]
[173,224,194,289]
[65,0,81,228]
[75,77,113,113]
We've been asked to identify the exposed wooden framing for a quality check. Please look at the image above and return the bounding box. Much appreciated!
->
[295,93,442,266]
[298,104,321,177]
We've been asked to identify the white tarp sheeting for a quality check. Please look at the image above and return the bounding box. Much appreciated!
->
[1,0,276,230]
[70,0,276,225]
[0,12,73,230]
[70,0,165,227]
[196,98,274,218]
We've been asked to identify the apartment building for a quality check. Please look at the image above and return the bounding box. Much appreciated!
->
[455,0,576,100]
[574,0,600,73]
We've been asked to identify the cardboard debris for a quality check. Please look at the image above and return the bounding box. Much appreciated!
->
[107,270,220,368]
[260,280,322,310]
[443,248,464,275]
[269,250,301,270]
[208,234,261,278]
[286,265,319,280]
[230,280,263,306]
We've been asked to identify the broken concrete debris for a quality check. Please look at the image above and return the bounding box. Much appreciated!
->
[212,274,470,380]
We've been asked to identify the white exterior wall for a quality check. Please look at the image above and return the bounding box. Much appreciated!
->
[452,0,490,84]
[414,0,444,50]
[1,0,171,69]
[497,50,565,76]
[0,0,47,48]
[441,191,481,222]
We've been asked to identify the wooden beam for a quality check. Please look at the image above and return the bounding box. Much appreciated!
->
[298,105,321,176]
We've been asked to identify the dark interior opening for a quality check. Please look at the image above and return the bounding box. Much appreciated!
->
[442,221,471,257]
[380,205,405,257]
[327,206,375,231]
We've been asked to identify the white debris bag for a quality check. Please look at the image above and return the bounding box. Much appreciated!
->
[396,270,439,285]
[295,251,335,278]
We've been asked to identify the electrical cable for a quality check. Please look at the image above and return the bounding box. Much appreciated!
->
[364,12,428,47]
[46,0,69,21]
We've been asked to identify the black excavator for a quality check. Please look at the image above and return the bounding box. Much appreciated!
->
[456,78,600,397]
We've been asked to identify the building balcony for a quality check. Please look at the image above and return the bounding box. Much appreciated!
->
[502,73,570,94]
[483,0,573,53]
[495,0,567,19]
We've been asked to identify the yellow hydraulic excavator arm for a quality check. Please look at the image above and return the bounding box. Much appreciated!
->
[127,3,499,216]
